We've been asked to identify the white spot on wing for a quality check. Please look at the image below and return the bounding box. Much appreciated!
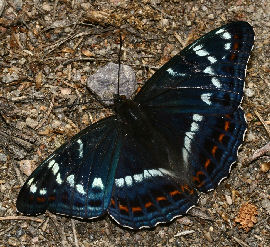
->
[77,139,83,158]
[76,184,86,195]
[39,188,47,195]
[167,68,186,77]
[211,77,221,88]
[225,43,231,50]
[201,93,212,105]
[143,169,151,179]
[56,173,63,184]
[92,177,104,190]
[191,122,199,132]
[182,114,204,164]
[125,176,133,186]
[216,28,225,34]
[208,56,217,64]
[196,49,209,56]
[133,174,143,183]
[67,175,75,187]
[48,160,55,168]
[184,132,194,151]
[193,114,203,122]
[182,148,189,164]
[158,168,174,177]
[222,32,231,40]
[115,178,124,187]
[193,44,203,51]
[30,183,37,193]
[52,162,59,175]
[148,169,162,177]
[27,178,34,186]
[203,66,215,75]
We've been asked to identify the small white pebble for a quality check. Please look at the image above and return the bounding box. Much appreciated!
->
[225,195,233,205]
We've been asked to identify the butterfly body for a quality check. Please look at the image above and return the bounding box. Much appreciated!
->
[17,21,254,229]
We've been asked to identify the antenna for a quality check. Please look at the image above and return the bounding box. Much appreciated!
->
[117,33,123,97]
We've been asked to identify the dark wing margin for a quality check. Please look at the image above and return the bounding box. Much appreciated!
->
[17,116,122,219]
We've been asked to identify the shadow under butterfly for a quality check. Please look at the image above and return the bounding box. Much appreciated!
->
[17,21,254,229]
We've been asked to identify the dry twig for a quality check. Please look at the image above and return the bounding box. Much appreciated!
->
[254,110,270,138]
[0,215,43,223]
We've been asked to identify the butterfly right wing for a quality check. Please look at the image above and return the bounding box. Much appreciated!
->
[17,116,122,219]
[131,21,253,192]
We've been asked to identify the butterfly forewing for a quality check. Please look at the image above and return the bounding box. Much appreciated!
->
[135,21,254,114]
[17,117,122,219]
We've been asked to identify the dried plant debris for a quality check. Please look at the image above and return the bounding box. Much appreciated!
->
[0,0,5,16]
[235,202,258,232]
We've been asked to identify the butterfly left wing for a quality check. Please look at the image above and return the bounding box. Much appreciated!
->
[17,116,122,219]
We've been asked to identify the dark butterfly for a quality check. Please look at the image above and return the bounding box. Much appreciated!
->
[17,21,254,229]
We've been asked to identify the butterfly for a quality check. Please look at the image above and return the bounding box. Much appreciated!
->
[17,21,254,229]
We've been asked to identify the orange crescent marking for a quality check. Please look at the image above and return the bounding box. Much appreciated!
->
[181,184,195,194]
[156,196,166,202]
[192,176,200,183]
[132,206,142,213]
[36,197,45,203]
[111,199,115,206]
[145,202,153,208]
[219,133,225,142]
[170,190,181,196]
[192,171,205,188]
[205,159,211,169]
[224,121,230,131]
[196,182,204,188]
[119,204,129,213]
[211,145,218,156]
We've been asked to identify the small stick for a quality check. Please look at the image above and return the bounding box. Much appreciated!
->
[71,219,79,247]
[0,215,43,223]
[254,110,270,138]
[245,141,270,164]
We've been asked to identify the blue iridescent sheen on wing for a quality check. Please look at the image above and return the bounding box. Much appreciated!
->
[17,117,122,218]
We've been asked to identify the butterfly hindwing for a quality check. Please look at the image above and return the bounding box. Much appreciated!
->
[108,133,198,229]
[17,117,122,219]
[189,109,246,192]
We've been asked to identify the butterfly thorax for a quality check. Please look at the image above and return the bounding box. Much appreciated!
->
[113,95,151,136]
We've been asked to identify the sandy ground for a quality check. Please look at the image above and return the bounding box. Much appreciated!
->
[0,0,269,246]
